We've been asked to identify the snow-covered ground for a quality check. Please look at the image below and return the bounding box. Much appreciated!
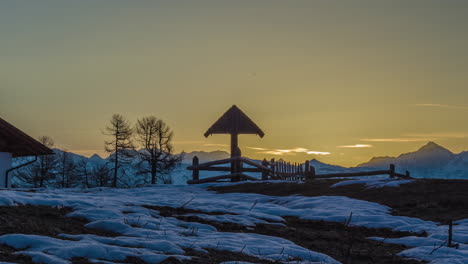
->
[0,181,467,264]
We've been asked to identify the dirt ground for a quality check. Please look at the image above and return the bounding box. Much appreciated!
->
[162,249,277,264]
[0,204,280,264]
[147,205,425,264]
[1,180,452,264]
[0,244,35,264]
[211,179,468,223]
[0,205,118,237]
[0,205,119,264]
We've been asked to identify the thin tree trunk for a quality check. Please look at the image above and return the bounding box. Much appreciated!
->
[62,165,66,187]
[40,158,45,188]
[85,169,89,188]
[113,133,118,187]
[34,171,38,188]
[151,163,157,184]
[113,156,118,187]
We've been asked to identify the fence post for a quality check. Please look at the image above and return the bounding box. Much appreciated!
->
[295,163,299,178]
[310,165,316,180]
[290,162,293,179]
[270,158,276,178]
[238,159,243,175]
[231,148,241,182]
[389,164,395,178]
[192,156,199,181]
[299,163,303,180]
[262,159,269,181]
[296,163,299,180]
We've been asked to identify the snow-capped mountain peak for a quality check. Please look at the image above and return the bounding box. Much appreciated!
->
[358,142,468,179]
[89,154,105,163]
[416,142,453,155]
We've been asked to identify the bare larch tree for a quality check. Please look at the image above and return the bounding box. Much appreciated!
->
[15,136,58,188]
[91,163,112,187]
[57,150,78,188]
[74,158,90,188]
[135,116,182,184]
[104,114,135,187]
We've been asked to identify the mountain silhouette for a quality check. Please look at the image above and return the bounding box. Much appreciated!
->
[358,142,468,178]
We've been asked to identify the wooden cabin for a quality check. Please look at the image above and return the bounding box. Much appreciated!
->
[0,118,53,188]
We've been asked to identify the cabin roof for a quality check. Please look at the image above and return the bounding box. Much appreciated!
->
[204,105,265,138]
[0,118,54,157]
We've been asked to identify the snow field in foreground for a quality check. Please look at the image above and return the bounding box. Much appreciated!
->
[0,181,466,263]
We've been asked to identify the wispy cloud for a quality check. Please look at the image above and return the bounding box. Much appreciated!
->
[256,147,331,156]
[275,149,292,153]
[246,147,268,151]
[291,148,309,153]
[306,151,331,155]
[360,138,434,142]
[414,103,468,110]
[338,144,373,148]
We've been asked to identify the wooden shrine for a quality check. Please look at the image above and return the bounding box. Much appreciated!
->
[187,105,412,184]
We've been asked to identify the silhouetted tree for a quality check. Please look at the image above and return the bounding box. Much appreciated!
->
[104,114,135,187]
[90,163,112,187]
[135,116,182,184]
[74,159,90,188]
[15,136,58,188]
[57,150,78,188]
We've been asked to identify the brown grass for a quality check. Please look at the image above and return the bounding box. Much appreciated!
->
[162,248,276,264]
[2,180,451,264]
[145,205,425,264]
[211,179,468,223]
[0,205,119,263]
[0,205,118,237]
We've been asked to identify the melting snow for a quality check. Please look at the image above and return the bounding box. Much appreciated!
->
[0,183,466,263]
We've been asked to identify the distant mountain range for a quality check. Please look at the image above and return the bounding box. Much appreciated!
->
[181,151,230,164]
[178,142,468,179]
[358,142,468,179]
[43,149,231,166]
[17,142,467,181]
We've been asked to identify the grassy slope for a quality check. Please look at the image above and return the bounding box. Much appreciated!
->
[212,179,468,223]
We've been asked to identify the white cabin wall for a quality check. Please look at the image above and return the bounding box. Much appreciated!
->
[0,152,13,188]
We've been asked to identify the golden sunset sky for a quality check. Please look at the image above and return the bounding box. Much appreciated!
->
[1,1,468,166]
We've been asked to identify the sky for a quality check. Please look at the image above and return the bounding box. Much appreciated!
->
[1,1,468,167]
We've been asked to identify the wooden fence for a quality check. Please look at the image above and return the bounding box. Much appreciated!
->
[187,156,271,184]
[267,159,312,181]
[187,157,412,184]
[268,159,412,181]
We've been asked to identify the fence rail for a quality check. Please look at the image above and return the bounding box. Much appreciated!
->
[187,156,412,184]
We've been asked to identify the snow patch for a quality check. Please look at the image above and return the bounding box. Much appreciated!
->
[0,184,466,263]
